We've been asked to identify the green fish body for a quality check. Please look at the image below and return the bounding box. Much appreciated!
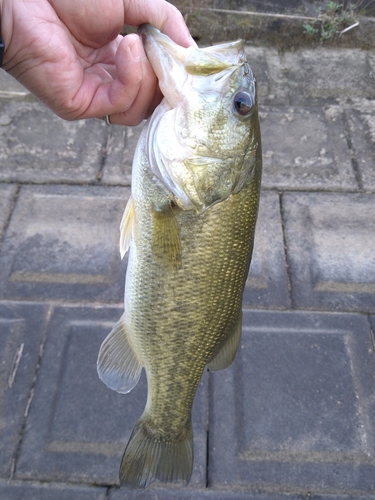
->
[97,24,262,489]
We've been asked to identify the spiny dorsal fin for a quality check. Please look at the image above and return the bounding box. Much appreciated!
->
[120,196,135,259]
[97,315,142,394]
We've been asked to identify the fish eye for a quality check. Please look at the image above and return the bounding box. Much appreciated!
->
[233,91,253,116]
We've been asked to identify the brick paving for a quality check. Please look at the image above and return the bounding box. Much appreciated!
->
[0,45,375,500]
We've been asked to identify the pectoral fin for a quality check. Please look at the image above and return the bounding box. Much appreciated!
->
[97,315,142,394]
[152,203,181,269]
[120,196,135,259]
[207,312,242,371]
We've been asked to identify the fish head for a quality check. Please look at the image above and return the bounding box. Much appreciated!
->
[140,24,261,213]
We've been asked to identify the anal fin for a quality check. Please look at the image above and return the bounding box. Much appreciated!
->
[207,311,242,372]
[97,315,142,394]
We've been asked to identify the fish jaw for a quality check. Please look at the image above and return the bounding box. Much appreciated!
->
[139,24,260,213]
[138,24,236,107]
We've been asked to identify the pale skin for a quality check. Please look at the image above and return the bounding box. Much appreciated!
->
[0,0,196,124]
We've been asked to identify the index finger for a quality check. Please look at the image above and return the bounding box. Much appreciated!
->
[123,0,197,48]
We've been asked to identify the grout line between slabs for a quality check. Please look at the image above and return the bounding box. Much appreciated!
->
[8,304,54,483]
[278,191,294,310]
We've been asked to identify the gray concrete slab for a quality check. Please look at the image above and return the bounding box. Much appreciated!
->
[281,49,375,104]
[109,488,375,500]
[15,305,208,486]
[209,310,375,494]
[109,486,302,500]
[0,302,50,478]
[282,192,375,312]
[260,105,357,190]
[253,48,375,107]
[0,480,107,500]
[0,183,17,239]
[0,100,107,183]
[244,190,290,309]
[101,124,142,185]
[0,185,129,302]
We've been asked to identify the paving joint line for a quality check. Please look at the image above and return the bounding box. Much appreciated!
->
[368,314,375,354]
[342,109,364,192]
[0,183,20,251]
[96,126,111,184]
[278,191,294,310]
[205,369,212,488]
[8,304,54,483]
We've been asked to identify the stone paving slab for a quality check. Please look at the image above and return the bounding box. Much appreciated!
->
[279,49,375,104]
[0,302,50,479]
[0,480,107,500]
[209,309,375,495]
[0,185,129,302]
[15,305,208,486]
[245,48,375,107]
[260,105,356,190]
[244,190,290,309]
[0,100,107,183]
[282,192,375,312]
[101,123,142,185]
[109,488,375,500]
[0,183,17,240]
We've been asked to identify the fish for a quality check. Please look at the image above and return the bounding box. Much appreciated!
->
[97,24,262,489]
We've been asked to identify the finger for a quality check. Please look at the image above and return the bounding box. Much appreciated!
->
[108,35,161,125]
[83,34,159,125]
[123,0,197,48]
[50,0,124,48]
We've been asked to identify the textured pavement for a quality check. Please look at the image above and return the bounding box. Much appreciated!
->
[0,45,375,500]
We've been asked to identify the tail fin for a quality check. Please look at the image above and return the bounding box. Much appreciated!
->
[120,417,193,489]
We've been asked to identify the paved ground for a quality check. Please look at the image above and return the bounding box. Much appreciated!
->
[0,42,375,500]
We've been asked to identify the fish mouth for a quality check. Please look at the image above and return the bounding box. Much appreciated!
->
[139,24,237,75]
[138,24,245,107]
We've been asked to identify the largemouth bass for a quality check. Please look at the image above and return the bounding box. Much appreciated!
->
[97,24,262,489]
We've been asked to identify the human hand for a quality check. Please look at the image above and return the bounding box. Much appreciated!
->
[1,0,195,125]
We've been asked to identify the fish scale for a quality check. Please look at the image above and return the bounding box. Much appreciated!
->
[97,24,262,489]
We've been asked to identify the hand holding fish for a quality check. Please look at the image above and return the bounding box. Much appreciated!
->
[0,0,195,124]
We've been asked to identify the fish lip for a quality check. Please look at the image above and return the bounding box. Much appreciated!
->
[138,24,173,51]
[137,24,154,45]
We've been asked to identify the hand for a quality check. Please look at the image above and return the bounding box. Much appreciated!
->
[1,0,195,125]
